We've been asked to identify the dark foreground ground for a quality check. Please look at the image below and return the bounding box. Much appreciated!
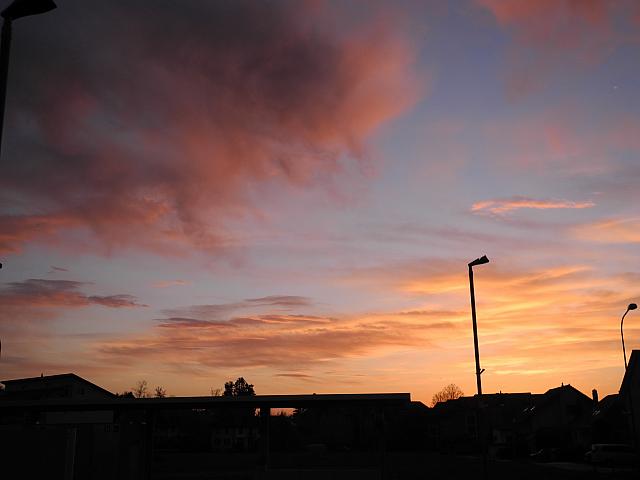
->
[152,452,638,480]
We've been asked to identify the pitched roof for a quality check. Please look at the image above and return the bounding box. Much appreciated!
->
[593,394,620,418]
[540,384,590,403]
[1,373,115,398]
[620,350,640,394]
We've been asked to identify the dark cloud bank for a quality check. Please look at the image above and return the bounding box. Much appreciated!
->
[1,0,421,255]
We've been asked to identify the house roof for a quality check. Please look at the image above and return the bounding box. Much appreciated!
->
[620,349,639,395]
[433,392,534,411]
[593,394,620,418]
[1,373,115,398]
[540,384,590,404]
[518,384,592,424]
[409,401,429,412]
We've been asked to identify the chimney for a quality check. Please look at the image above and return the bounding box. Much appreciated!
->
[592,389,599,405]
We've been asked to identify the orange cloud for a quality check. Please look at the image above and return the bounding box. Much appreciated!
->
[471,196,595,215]
[96,312,438,370]
[573,217,640,244]
[342,257,637,389]
[5,259,637,402]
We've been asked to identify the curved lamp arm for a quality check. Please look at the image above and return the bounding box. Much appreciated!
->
[621,303,638,369]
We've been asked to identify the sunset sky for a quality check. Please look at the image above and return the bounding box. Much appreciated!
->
[1,0,640,403]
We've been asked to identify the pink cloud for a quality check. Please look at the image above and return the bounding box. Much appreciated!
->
[0,0,424,256]
[475,0,640,97]
[0,214,79,254]
[162,295,314,321]
[152,280,190,289]
[482,110,640,172]
[471,196,595,215]
[48,266,69,274]
[479,0,613,37]
[0,279,146,308]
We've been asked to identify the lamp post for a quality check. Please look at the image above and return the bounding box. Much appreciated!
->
[620,303,639,456]
[0,0,56,160]
[621,303,637,370]
[468,255,489,395]
[468,255,489,480]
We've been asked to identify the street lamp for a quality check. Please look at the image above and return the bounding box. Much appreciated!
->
[468,255,489,395]
[620,303,639,459]
[621,303,637,369]
[0,0,57,160]
[468,255,489,480]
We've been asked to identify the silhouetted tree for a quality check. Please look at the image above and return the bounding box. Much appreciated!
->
[115,391,135,398]
[224,381,234,396]
[431,383,464,406]
[154,386,167,398]
[210,387,222,396]
[133,379,149,398]
[223,377,255,397]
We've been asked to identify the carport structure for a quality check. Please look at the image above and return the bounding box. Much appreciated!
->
[1,392,411,479]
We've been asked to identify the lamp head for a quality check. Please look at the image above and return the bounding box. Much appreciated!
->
[2,0,57,20]
[628,303,638,311]
[468,255,489,267]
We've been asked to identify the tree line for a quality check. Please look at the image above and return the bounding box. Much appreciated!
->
[116,377,462,407]
[116,377,255,398]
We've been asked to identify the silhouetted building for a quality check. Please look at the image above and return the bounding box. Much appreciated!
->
[516,384,592,457]
[620,349,640,449]
[592,393,631,444]
[0,373,138,479]
[293,404,380,450]
[483,392,538,458]
[386,400,431,451]
[0,373,115,401]
[0,373,410,478]
[431,392,536,455]
[431,396,480,453]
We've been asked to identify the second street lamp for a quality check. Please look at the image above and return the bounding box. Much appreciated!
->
[621,303,637,369]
